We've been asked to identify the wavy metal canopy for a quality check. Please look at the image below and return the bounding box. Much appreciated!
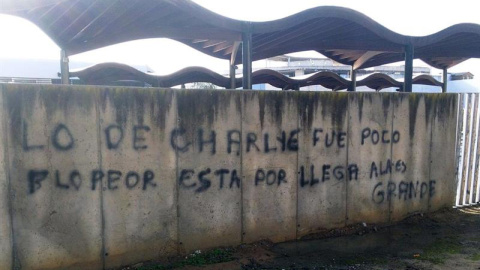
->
[2,0,480,70]
[70,63,443,91]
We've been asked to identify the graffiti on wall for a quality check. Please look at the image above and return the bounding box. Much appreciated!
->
[22,121,436,203]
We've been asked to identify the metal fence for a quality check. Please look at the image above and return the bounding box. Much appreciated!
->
[456,93,480,207]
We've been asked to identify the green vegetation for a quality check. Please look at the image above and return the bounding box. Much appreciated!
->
[470,253,480,261]
[416,238,461,264]
[136,248,234,270]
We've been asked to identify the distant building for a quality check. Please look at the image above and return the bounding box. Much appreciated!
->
[451,72,474,81]
[243,55,441,91]
[225,55,479,92]
[251,55,433,79]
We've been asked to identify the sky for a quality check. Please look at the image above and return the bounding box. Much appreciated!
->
[0,0,479,76]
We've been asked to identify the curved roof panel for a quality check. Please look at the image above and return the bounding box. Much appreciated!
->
[357,73,403,91]
[71,63,232,88]
[1,0,244,55]
[71,63,443,91]
[2,0,479,69]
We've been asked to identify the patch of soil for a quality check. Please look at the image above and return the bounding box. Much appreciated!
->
[124,206,480,270]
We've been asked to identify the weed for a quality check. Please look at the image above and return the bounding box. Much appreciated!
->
[416,238,461,264]
[136,248,234,270]
[470,253,480,261]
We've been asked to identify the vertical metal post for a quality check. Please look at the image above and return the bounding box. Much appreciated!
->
[403,44,414,92]
[469,95,480,204]
[348,67,357,92]
[229,42,240,90]
[230,64,236,89]
[60,49,70,85]
[463,94,475,205]
[442,68,448,93]
[456,94,468,206]
[242,23,252,90]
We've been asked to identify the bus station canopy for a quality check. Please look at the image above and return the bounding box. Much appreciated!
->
[1,0,480,69]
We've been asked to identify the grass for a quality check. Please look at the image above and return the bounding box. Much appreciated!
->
[416,238,462,264]
[136,248,234,270]
[470,253,480,261]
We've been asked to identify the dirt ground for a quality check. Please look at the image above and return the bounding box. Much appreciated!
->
[129,206,480,270]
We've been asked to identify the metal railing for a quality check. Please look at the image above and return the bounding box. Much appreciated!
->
[456,93,480,207]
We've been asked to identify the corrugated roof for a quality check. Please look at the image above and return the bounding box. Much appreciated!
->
[1,0,479,69]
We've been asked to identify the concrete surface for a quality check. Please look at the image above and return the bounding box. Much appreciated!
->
[297,92,349,237]
[242,91,298,243]
[347,93,392,225]
[391,94,431,222]
[428,94,458,211]
[0,84,12,270]
[177,90,242,252]
[5,85,103,269]
[0,85,459,270]
[99,88,178,269]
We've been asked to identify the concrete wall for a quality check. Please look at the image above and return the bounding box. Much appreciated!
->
[0,84,458,270]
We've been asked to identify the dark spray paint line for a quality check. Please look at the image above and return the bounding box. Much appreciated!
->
[344,93,351,226]
[425,94,442,212]
[295,92,299,241]
[388,94,394,224]
[174,92,181,253]
[295,96,302,240]
[427,95,435,212]
[96,91,106,270]
[240,93,245,243]
[2,87,16,270]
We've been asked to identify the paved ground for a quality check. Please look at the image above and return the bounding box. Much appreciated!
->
[127,206,480,270]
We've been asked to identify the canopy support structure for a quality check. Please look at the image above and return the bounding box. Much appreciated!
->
[403,44,414,92]
[442,68,448,93]
[242,23,253,90]
[230,42,240,89]
[348,67,357,91]
[230,64,236,89]
[60,49,70,85]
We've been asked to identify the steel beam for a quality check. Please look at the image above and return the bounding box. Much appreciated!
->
[230,42,240,89]
[230,64,236,89]
[348,67,357,91]
[403,44,414,92]
[60,49,70,85]
[242,23,252,89]
[353,51,383,70]
[442,68,448,93]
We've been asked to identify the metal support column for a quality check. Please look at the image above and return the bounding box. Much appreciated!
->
[348,67,357,92]
[230,42,240,89]
[442,68,448,93]
[230,64,236,89]
[242,23,252,90]
[403,44,414,92]
[60,49,70,85]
